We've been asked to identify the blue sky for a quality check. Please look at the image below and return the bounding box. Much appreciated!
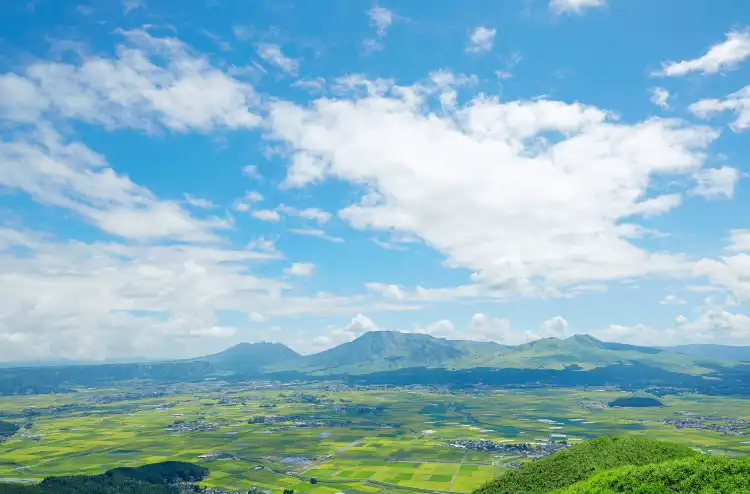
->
[0,0,749,361]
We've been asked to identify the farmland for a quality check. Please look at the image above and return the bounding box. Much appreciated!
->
[1,383,750,493]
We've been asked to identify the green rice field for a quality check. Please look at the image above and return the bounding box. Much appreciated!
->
[1,384,749,493]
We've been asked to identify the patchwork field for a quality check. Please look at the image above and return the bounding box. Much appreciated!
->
[1,384,749,493]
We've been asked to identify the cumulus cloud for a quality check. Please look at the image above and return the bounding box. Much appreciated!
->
[256,43,299,75]
[252,209,281,222]
[728,230,750,253]
[690,84,750,132]
[242,165,262,179]
[466,27,496,54]
[307,314,377,353]
[267,75,718,295]
[413,313,571,345]
[550,0,605,15]
[0,29,260,132]
[650,87,670,109]
[695,255,750,304]
[660,294,687,305]
[285,262,316,277]
[597,299,750,346]
[657,28,750,77]
[691,166,740,199]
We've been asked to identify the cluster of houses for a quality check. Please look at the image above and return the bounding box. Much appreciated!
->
[164,419,221,432]
[663,416,747,436]
[248,415,353,429]
[447,437,571,458]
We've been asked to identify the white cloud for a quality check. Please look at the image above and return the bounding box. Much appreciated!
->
[277,205,332,224]
[657,28,750,77]
[695,255,750,304]
[0,29,260,132]
[288,228,344,243]
[307,314,377,353]
[232,25,253,42]
[233,191,264,212]
[466,27,496,54]
[550,0,605,15]
[0,126,228,241]
[257,43,299,75]
[691,166,740,199]
[541,315,570,337]
[414,313,568,345]
[0,224,424,361]
[0,229,288,361]
[245,191,264,203]
[242,165,262,179]
[660,294,687,305]
[249,312,268,323]
[625,194,682,218]
[184,194,215,209]
[122,0,144,14]
[728,230,750,253]
[650,87,670,109]
[365,282,485,302]
[363,6,395,53]
[690,84,750,132]
[598,298,750,346]
[268,75,718,294]
[292,77,327,93]
[252,209,281,222]
[369,6,394,36]
[285,262,316,277]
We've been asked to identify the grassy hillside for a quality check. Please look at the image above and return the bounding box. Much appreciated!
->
[473,437,698,494]
[557,455,750,493]
[476,334,719,374]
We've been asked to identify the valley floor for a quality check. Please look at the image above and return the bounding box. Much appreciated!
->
[1,383,749,493]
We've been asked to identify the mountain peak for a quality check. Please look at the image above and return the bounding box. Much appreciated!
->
[566,334,603,346]
[201,341,301,369]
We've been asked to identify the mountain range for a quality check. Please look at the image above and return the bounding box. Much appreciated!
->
[2,331,750,395]
[198,331,739,376]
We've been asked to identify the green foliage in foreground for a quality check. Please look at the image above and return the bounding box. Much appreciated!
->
[557,455,750,493]
[473,436,698,494]
[0,461,207,493]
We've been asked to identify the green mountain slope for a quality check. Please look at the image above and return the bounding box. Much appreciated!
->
[294,331,477,374]
[557,455,750,494]
[473,437,699,494]
[264,332,733,377]
[478,334,718,374]
[199,342,301,372]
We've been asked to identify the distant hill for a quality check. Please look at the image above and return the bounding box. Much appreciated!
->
[199,342,301,372]
[473,436,698,494]
[660,343,750,362]
[462,334,718,375]
[608,390,663,408]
